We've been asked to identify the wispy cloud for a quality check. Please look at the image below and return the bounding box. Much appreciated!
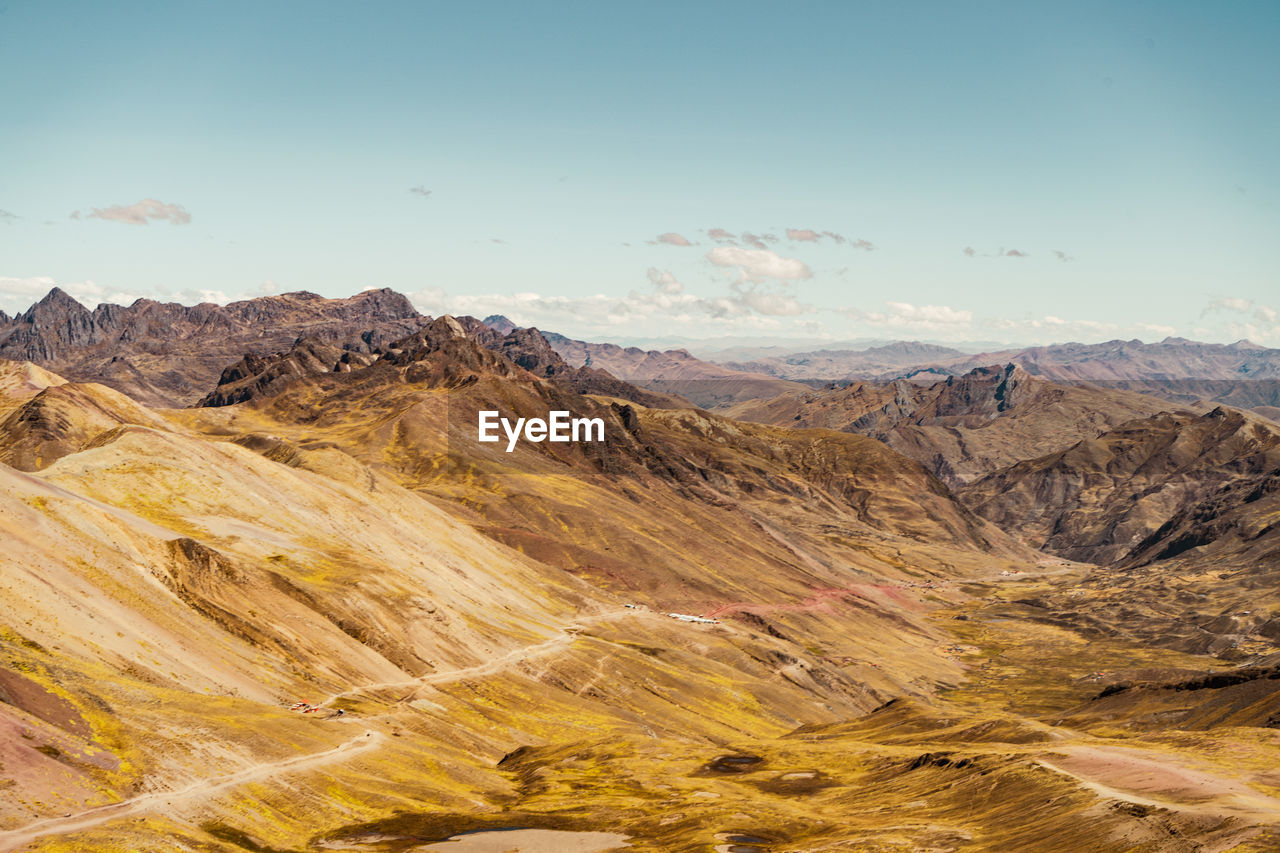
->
[705,247,811,282]
[409,185,432,198]
[1053,250,1073,262]
[702,229,779,249]
[962,246,976,257]
[0,210,17,224]
[651,232,693,246]
[76,198,192,226]
[740,231,777,249]
[841,301,974,332]
[783,228,873,250]
[1004,248,1028,258]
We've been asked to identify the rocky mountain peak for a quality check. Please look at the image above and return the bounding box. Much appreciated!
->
[494,326,567,378]
[0,288,432,406]
[18,287,92,324]
[346,287,419,318]
[482,314,518,335]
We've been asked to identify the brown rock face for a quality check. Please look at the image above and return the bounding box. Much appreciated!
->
[0,288,428,406]
[961,407,1280,566]
[726,364,1177,487]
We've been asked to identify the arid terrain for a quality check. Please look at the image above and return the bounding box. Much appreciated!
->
[2,290,1279,852]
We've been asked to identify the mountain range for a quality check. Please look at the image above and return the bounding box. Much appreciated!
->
[1,288,1279,851]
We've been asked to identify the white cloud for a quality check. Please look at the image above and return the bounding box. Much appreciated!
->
[879,302,974,329]
[647,268,684,295]
[246,279,281,298]
[408,286,448,315]
[0,276,146,313]
[409,185,432,198]
[78,198,192,226]
[831,301,975,340]
[730,282,806,316]
[177,288,231,305]
[404,265,816,336]
[1196,296,1280,345]
[1202,296,1255,316]
[705,247,812,283]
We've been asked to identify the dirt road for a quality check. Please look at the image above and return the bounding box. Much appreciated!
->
[0,732,385,852]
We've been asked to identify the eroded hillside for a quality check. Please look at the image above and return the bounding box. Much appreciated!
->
[1,314,1279,852]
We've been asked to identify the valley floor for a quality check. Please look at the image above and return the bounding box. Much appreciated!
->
[4,564,1279,853]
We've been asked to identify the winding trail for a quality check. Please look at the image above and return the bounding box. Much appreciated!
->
[0,732,385,852]
[0,613,625,851]
[321,611,620,706]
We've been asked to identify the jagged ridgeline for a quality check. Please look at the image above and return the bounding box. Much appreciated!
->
[1,288,1279,852]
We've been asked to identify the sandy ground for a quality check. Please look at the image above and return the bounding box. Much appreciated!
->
[1036,744,1280,818]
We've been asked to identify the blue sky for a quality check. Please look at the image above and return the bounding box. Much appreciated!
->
[2,1,1277,346]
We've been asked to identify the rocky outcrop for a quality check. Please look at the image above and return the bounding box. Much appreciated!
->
[0,288,428,406]
[199,316,684,410]
[198,338,377,407]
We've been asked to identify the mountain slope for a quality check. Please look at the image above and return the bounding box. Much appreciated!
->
[726,364,1179,486]
[961,406,1280,568]
[3,311,1280,851]
[541,330,811,407]
[0,380,168,471]
[0,319,1061,852]
[716,337,1280,384]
